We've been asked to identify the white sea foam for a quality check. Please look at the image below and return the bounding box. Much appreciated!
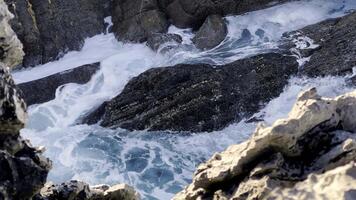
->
[15,0,356,199]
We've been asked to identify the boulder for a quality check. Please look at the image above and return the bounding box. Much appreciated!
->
[112,0,169,43]
[18,63,100,106]
[284,11,356,77]
[192,15,227,50]
[0,0,24,68]
[5,0,107,67]
[146,33,182,51]
[84,53,298,132]
[173,88,356,199]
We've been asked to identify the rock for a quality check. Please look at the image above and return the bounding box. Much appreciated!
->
[146,33,182,51]
[0,0,24,68]
[284,11,356,76]
[166,0,289,29]
[112,0,169,43]
[5,0,107,67]
[34,181,140,200]
[192,15,227,50]
[173,88,356,199]
[84,53,298,132]
[18,63,100,106]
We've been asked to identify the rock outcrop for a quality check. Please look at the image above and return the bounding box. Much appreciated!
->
[5,0,107,67]
[84,53,298,132]
[18,63,100,106]
[192,15,227,50]
[0,0,24,68]
[174,88,356,199]
[146,33,182,52]
[285,11,356,77]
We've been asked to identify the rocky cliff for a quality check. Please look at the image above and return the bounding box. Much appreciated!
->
[174,88,356,199]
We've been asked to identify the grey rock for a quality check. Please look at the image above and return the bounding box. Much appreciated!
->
[18,63,100,106]
[192,15,227,50]
[84,53,298,132]
[146,33,182,51]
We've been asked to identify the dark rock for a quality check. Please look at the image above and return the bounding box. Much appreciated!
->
[192,15,227,50]
[85,53,298,132]
[18,63,100,106]
[285,11,356,77]
[166,0,290,29]
[112,0,169,42]
[147,33,182,51]
[82,101,108,125]
[5,0,107,67]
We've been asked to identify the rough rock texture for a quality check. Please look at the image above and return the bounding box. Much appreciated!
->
[34,181,140,200]
[174,88,356,199]
[165,0,290,29]
[5,0,107,67]
[0,0,24,68]
[84,53,298,132]
[192,15,227,50]
[18,63,100,106]
[146,33,182,51]
[112,0,169,43]
[285,11,356,77]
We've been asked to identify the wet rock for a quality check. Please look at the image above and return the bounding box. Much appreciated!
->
[84,53,298,132]
[174,88,356,200]
[5,0,107,67]
[18,63,100,106]
[146,33,182,51]
[35,181,140,200]
[166,0,289,29]
[112,0,169,43]
[0,0,24,68]
[284,11,356,76]
[192,15,227,50]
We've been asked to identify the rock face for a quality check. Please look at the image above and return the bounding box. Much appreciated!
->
[192,15,227,50]
[174,88,356,200]
[0,0,24,68]
[112,0,169,43]
[34,181,140,200]
[146,33,182,51]
[84,53,298,132]
[18,63,100,106]
[285,11,356,77]
[5,0,107,67]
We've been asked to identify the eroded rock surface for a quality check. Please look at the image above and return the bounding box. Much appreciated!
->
[174,88,356,200]
[84,53,298,132]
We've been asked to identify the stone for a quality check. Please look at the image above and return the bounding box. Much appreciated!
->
[5,0,107,67]
[284,11,356,76]
[146,33,182,51]
[0,0,24,68]
[192,15,227,50]
[112,0,169,43]
[18,63,100,106]
[173,88,356,199]
[84,53,298,132]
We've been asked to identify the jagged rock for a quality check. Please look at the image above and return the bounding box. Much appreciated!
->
[0,0,24,68]
[34,181,140,200]
[146,33,182,51]
[112,0,169,43]
[165,0,290,29]
[284,11,356,77]
[18,63,100,106]
[83,53,298,132]
[173,88,356,199]
[192,15,227,50]
[5,0,107,67]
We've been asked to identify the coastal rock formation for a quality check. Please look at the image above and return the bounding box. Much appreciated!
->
[84,53,298,132]
[0,0,24,68]
[146,33,182,52]
[5,0,107,67]
[285,11,356,77]
[192,15,227,50]
[112,0,169,43]
[18,63,100,106]
[174,88,356,199]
